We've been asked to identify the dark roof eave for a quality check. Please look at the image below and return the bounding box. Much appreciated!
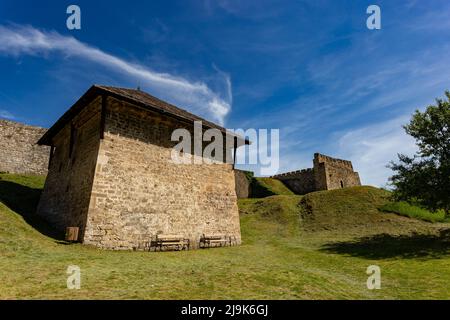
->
[37,85,250,146]
[37,86,99,145]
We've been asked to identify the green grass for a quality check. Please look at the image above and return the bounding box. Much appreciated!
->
[1,174,450,299]
[380,201,448,223]
[299,186,392,233]
[250,177,295,197]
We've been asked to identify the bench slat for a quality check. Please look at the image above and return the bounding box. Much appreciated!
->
[157,235,184,241]
[203,234,226,240]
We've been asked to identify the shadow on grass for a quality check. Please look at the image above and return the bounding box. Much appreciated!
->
[320,230,450,260]
[0,179,64,240]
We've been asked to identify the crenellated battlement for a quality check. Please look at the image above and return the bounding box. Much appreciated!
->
[314,153,353,170]
[272,168,313,179]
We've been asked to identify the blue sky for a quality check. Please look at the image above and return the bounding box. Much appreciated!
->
[0,0,449,186]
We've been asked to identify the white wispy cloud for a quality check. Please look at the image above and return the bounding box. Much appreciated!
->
[0,109,15,120]
[0,24,231,125]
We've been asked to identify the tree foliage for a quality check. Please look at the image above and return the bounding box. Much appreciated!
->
[389,91,450,215]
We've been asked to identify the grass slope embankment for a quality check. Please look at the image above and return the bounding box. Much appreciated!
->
[0,174,449,299]
[297,186,447,236]
[248,176,295,197]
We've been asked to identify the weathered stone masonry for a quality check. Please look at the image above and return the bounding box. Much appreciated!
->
[272,153,361,195]
[37,97,102,238]
[0,119,49,175]
[234,169,251,199]
[37,85,243,250]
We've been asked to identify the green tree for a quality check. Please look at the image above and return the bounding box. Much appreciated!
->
[389,91,450,216]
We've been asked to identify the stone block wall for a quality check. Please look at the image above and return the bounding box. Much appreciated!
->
[313,162,328,191]
[314,153,361,190]
[0,119,50,175]
[36,97,102,237]
[82,97,241,250]
[234,169,250,199]
[271,153,361,195]
[272,168,315,195]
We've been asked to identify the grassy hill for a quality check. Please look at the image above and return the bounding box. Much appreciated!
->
[298,186,447,234]
[1,174,449,299]
[250,177,295,197]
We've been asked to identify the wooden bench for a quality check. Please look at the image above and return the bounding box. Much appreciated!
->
[153,234,189,251]
[200,233,230,248]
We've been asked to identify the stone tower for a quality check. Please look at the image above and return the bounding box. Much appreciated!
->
[271,153,361,195]
[36,85,246,250]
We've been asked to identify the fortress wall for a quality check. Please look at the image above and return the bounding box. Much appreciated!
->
[234,169,250,199]
[273,168,315,195]
[314,153,361,190]
[272,153,361,195]
[313,162,329,191]
[324,162,361,189]
[0,119,50,175]
[36,98,102,237]
[314,153,354,171]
